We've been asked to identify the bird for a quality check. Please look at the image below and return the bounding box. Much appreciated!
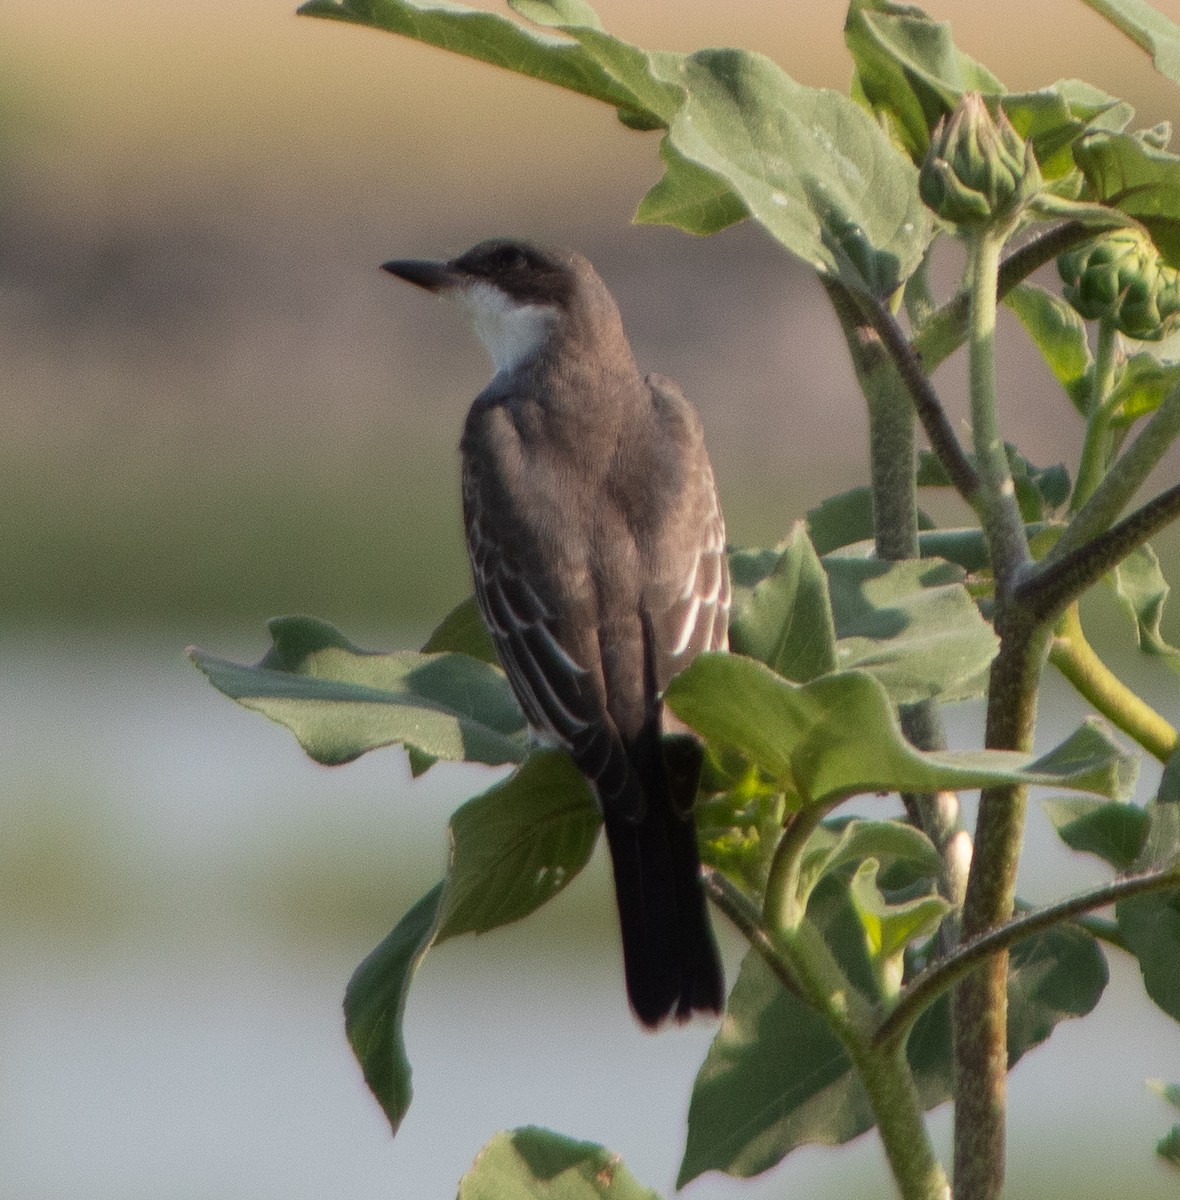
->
[381,238,728,1027]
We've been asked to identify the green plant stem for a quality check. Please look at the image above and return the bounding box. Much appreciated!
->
[710,868,949,1199]
[953,227,1040,1200]
[965,230,1030,587]
[1071,316,1120,512]
[1048,380,1180,565]
[764,804,826,932]
[876,864,1180,1051]
[859,290,983,509]
[700,867,802,999]
[954,613,1048,1200]
[850,1039,952,1200]
[1050,602,1179,762]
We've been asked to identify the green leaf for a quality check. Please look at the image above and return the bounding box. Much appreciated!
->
[298,0,643,116]
[846,1,1131,177]
[848,858,950,995]
[678,925,879,1185]
[1110,543,1180,673]
[436,750,600,937]
[679,909,1105,1183]
[825,556,999,703]
[308,0,932,294]
[344,750,599,1133]
[1078,0,1180,88]
[729,523,838,682]
[633,139,749,235]
[845,0,1004,162]
[1136,749,1180,871]
[1044,796,1149,869]
[665,655,1136,805]
[189,616,527,767]
[1005,282,1093,414]
[1156,1125,1180,1170]
[796,818,944,913]
[1074,131,1180,267]
[1115,753,1180,1023]
[805,486,935,556]
[458,1127,661,1200]
[1108,353,1180,425]
[918,444,1071,519]
[421,594,498,664]
[1151,1078,1180,1111]
[806,486,876,555]
[344,883,442,1136]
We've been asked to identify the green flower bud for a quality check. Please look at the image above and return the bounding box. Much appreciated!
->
[918,92,1042,229]
[1058,229,1180,341]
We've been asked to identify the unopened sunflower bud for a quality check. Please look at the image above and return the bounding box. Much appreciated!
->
[918,93,1041,229]
[1058,229,1180,341]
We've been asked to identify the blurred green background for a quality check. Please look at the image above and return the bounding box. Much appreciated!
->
[2,1,1180,1197]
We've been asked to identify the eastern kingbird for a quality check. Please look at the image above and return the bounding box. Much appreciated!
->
[382,239,728,1027]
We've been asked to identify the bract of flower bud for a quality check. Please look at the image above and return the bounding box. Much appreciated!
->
[918,92,1042,229]
[1058,229,1180,341]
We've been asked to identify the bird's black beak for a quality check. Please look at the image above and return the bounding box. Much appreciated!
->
[380,258,457,292]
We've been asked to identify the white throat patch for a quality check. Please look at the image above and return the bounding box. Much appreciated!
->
[455,282,558,375]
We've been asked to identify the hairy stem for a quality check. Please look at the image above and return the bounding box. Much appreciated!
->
[965,230,1030,587]
[1071,316,1120,513]
[822,279,967,920]
[952,228,1038,1200]
[858,290,983,509]
[1050,602,1178,763]
[1048,381,1180,565]
[1021,481,1180,624]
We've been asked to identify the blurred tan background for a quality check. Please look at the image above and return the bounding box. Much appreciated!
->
[2,2,1179,1198]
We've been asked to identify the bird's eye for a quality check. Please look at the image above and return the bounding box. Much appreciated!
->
[492,246,528,271]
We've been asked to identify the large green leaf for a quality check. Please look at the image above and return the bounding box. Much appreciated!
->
[846,0,1131,175]
[1110,543,1180,674]
[1004,282,1093,414]
[679,904,1106,1183]
[1044,795,1149,869]
[1107,353,1180,426]
[1117,752,1180,1024]
[665,655,1135,807]
[1074,131,1180,266]
[825,555,999,703]
[420,594,498,664]
[190,616,527,767]
[298,0,644,116]
[845,0,1004,162]
[729,523,838,682]
[1079,0,1180,88]
[458,1128,661,1200]
[302,0,932,295]
[345,750,599,1133]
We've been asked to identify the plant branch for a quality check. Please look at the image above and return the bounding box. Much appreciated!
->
[877,864,1180,1051]
[1020,481,1180,624]
[1048,381,1180,566]
[701,866,802,999]
[1050,602,1179,762]
[855,288,983,509]
[1071,316,1120,512]
[953,225,1040,1200]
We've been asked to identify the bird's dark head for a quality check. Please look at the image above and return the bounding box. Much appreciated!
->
[382,239,623,375]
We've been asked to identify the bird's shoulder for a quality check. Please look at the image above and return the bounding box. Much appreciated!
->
[643,372,704,443]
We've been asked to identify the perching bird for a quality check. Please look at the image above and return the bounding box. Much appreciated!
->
[382,239,728,1027]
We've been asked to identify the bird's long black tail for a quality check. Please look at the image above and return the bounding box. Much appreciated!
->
[600,731,724,1028]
